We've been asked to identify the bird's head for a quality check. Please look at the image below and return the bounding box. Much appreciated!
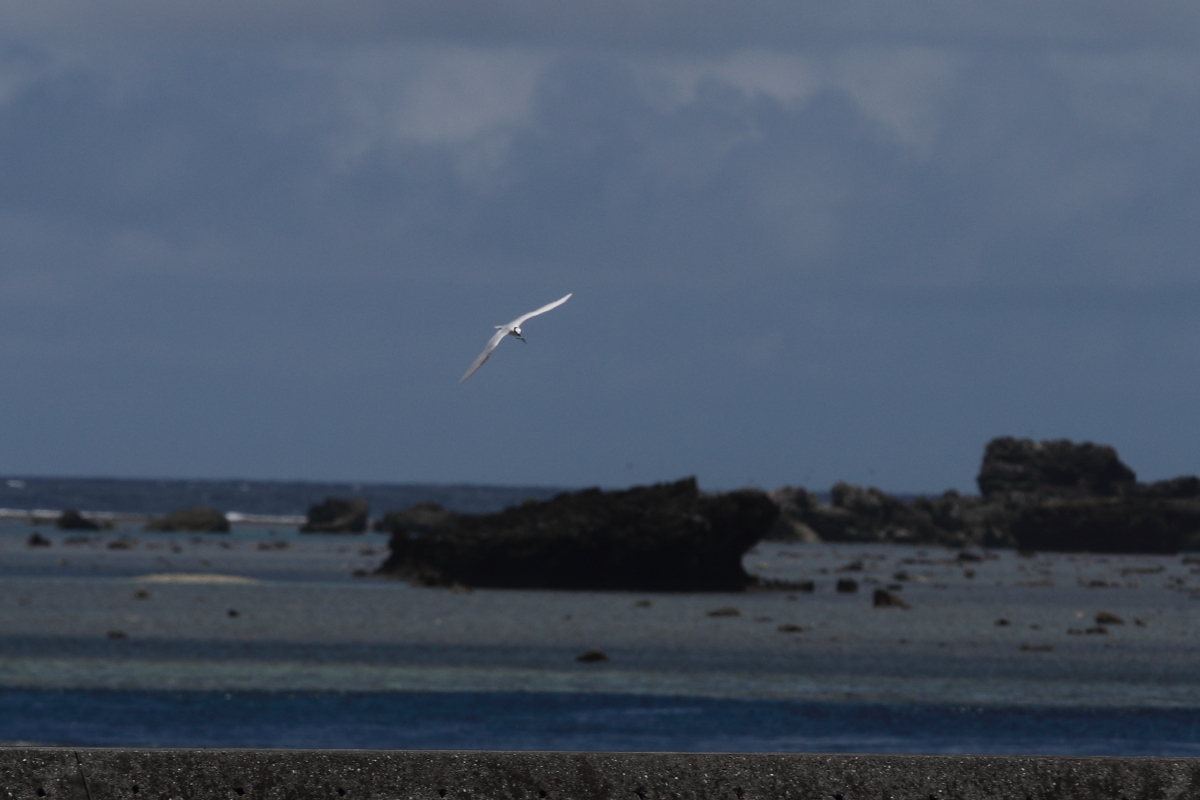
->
[512,326,522,337]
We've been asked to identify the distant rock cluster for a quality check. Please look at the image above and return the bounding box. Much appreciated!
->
[769,437,1200,553]
[56,509,103,531]
[301,497,369,534]
[375,477,778,591]
[64,435,1196,580]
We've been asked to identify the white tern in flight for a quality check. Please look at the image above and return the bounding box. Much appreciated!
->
[459,293,572,383]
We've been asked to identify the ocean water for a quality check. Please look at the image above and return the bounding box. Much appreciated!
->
[3,688,1200,755]
[0,476,561,518]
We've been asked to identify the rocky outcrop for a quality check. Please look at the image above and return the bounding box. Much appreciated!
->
[376,477,777,591]
[1011,498,1199,554]
[977,437,1137,498]
[1139,476,1200,499]
[301,497,369,534]
[769,484,997,548]
[985,438,1200,553]
[56,509,100,531]
[374,503,457,534]
[144,506,230,533]
[765,437,1200,553]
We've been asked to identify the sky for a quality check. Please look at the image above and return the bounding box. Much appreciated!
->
[1,2,1199,494]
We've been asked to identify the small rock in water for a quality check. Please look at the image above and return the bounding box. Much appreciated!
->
[872,588,909,608]
[227,609,240,618]
[576,650,608,663]
[777,623,807,633]
[995,618,1012,626]
[1095,611,1124,625]
[107,630,127,639]
[56,510,100,531]
[27,533,51,547]
[301,497,370,534]
[1020,644,1053,652]
[634,599,652,608]
[131,588,150,600]
[836,579,859,593]
[706,606,741,617]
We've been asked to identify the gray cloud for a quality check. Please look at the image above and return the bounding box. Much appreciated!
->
[1,21,1199,489]
[3,1,1200,50]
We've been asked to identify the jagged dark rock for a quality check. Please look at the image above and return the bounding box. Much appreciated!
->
[873,588,909,608]
[767,484,992,548]
[374,503,457,534]
[1012,498,1200,554]
[1139,476,1200,499]
[144,506,230,533]
[301,497,369,534]
[56,509,100,531]
[766,487,822,542]
[763,437,1200,553]
[376,477,777,591]
[976,437,1137,498]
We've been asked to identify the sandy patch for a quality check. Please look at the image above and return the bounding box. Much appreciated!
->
[131,573,261,585]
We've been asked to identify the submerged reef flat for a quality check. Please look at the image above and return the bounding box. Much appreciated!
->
[2,528,1200,706]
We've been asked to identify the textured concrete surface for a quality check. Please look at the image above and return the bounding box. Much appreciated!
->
[2,748,1200,800]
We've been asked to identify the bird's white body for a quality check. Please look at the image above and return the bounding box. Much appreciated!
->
[459,293,572,382]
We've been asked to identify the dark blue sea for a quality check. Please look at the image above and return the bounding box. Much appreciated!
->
[0,476,562,518]
[3,689,1200,755]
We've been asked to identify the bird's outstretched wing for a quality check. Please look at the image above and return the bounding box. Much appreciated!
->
[511,293,572,327]
[460,328,509,383]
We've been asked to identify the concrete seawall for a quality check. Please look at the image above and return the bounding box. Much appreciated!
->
[3,749,1200,800]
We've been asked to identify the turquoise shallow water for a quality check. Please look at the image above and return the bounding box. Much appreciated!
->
[3,688,1200,754]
